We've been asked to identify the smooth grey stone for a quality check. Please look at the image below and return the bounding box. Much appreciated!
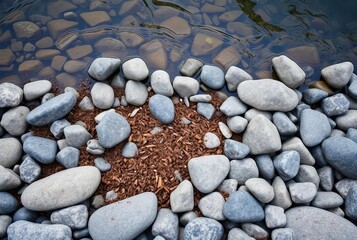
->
[0,192,18,214]
[21,166,101,211]
[273,112,297,136]
[198,192,225,220]
[19,156,41,184]
[41,92,55,104]
[73,228,89,239]
[272,55,306,88]
[321,93,350,117]
[200,65,225,89]
[225,66,252,92]
[265,205,286,228]
[94,109,115,123]
[51,205,88,229]
[271,176,292,209]
[227,116,248,134]
[121,142,138,158]
[229,158,259,184]
[238,79,299,112]
[150,70,174,96]
[91,195,105,209]
[318,166,334,191]
[180,58,203,76]
[57,139,70,151]
[345,186,357,220]
[64,87,79,98]
[0,138,22,168]
[282,137,315,165]
[111,74,126,88]
[189,94,211,103]
[335,110,357,130]
[120,95,128,106]
[243,115,281,155]
[96,111,131,148]
[220,96,247,117]
[94,157,111,172]
[311,191,343,209]
[26,92,77,126]
[241,223,269,239]
[170,180,194,213]
[0,165,21,190]
[302,88,328,104]
[188,155,229,193]
[125,80,148,106]
[223,191,264,223]
[228,228,254,240]
[224,139,250,160]
[88,192,157,240]
[246,178,274,203]
[328,207,345,217]
[56,147,80,168]
[88,57,121,81]
[86,139,105,155]
[347,73,357,99]
[286,206,357,240]
[203,132,220,149]
[112,97,120,107]
[1,106,29,136]
[149,94,175,124]
[244,109,273,121]
[23,136,57,164]
[91,82,115,109]
[23,80,52,101]
[309,145,327,167]
[173,76,199,98]
[50,119,71,139]
[180,211,197,226]
[330,129,345,138]
[7,220,72,240]
[79,96,95,110]
[335,179,357,198]
[322,136,357,179]
[184,217,223,240]
[122,58,149,81]
[274,150,300,181]
[346,128,357,143]
[271,228,294,240]
[217,179,238,195]
[0,215,12,238]
[255,155,275,180]
[197,102,215,120]
[289,182,317,203]
[63,125,91,148]
[0,83,23,108]
[321,61,354,88]
[152,208,179,240]
[295,165,320,188]
[13,207,37,222]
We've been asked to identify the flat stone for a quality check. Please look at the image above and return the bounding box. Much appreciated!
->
[18,60,43,74]
[220,96,247,116]
[265,205,286,228]
[180,58,203,76]
[152,208,179,240]
[311,191,343,209]
[321,93,350,117]
[245,178,274,203]
[47,19,78,39]
[0,82,23,108]
[47,0,76,17]
[170,180,194,213]
[203,132,220,149]
[271,176,292,209]
[125,80,148,106]
[96,111,131,148]
[80,11,111,27]
[149,94,175,124]
[21,166,101,211]
[0,165,21,191]
[122,58,149,81]
[223,191,265,223]
[197,102,215,120]
[13,21,40,39]
[88,192,157,240]
[200,65,225,90]
[26,92,77,126]
[1,106,29,136]
[227,22,253,37]
[0,192,18,214]
[35,36,54,48]
[227,116,248,134]
[238,79,299,112]
[242,115,281,155]
[184,217,223,240]
[272,55,306,88]
[0,138,22,168]
[19,156,41,184]
[335,110,357,131]
[51,205,88,229]
[224,139,249,160]
[225,66,252,92]
[241,223,269,239]
[121,142,138,158]
[229,158,259,184]
[273,150,300,181]
[24,80,52,101]
[302,88,328,104]
[66,45,93,60]
[161,16,191,37]
[118,32,144,47]
[321,61,354,88]
[255,155,275,180]
[191,33,223,56]
[289,182,317,203]
[214,46,241,69]
[91,82,114,109]
[285,206,357,240]
[189,94,211,103]
[198,192,225,221]
[87,58,121,81]
[139,39,167,69]
[23,136,57,164]
[273,112,297,136]
[94,37,125,52]
[0,49,15,66]
[36,49,60,60]
[150,70,174,96]
[188,155,229,193]
[56,147,80,168]
[282,137,315,165]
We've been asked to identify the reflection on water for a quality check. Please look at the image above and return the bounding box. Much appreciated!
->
[0,0,356,90]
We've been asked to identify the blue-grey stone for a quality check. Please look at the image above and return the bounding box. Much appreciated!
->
[318,166,334,191]
[227,116,248,134]
[125,80,148,106]
[56,147,80,168]
[302,88,328,104]
[0,82,23,108]
[219,96,247,117]
[346,128,357,143]
[26,92,77,126]
[0,215,12,238]
[88,192,157,240]
[94,157,111,172]
[197,102,215,120]
[322,137,357,179]
[13,207,38,222]
[184,217,224,240]
[335,179,357,198]
[88,57,121,81]
[0,192,18,214]
[149,94,175,124]
[272,55,306,88]
[200,65,225,90]
[299,109,331,147]
[51,205,88,229]
[64,125,92,148]
[347,74,357,99]
[289,182,317,204]
[229,158,259,184]
[152,208,179,240]
[121,142,138,158]
[19,156,41,184]
[223,191,264,223]
[241,223,269,239]
[73,228,89,239]
[224,139,250,160]
[198,192,226,220]
[273,150,300,181]
[345,186,357,220]
[23,136,57,164]
[86,139,105,155]
[295,165,320,188]
[273,112,297,136]
[311,191,343,209]
[286,206,357,240]
[7,220,72,240]
[255,155,275,180]
[96,111,131,148]
[50,119,71,139]
[271,228,294,240]
[321,93,350,117]
[309,145,327,167]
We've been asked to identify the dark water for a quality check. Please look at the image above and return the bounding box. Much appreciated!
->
[0,0,356,90]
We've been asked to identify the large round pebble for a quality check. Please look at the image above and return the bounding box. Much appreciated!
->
[149,94,175,124]
[88,57,121,81]
[91,82,114,109]
[23,80,52,101]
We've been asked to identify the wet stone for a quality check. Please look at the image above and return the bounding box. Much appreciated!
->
[63,60,87,73]
[19,156,41,184]
[139,39,167,69]
[56,147,80,168]
[13,21,40,39]
[66,45,93,60]
[23,136,57,164]
[35,36,54,48]
[161,16,191,37]
[0,49,15,66]
[80,11,111,27]
[197,102,215,120]
[180,58,203,76]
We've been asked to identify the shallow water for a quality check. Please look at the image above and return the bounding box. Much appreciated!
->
[0,0,356,90]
